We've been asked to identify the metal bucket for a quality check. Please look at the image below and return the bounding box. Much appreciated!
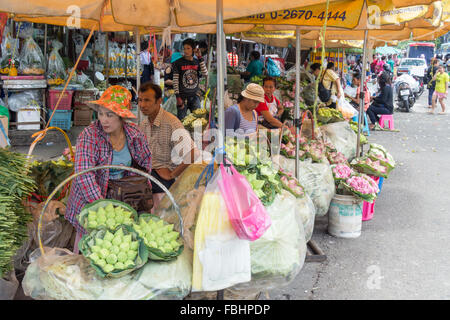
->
[328,194,363,239]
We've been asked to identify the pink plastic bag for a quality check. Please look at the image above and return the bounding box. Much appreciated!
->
[218,163,271,241]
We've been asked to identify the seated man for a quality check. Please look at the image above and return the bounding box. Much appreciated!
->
[138,82,198,199]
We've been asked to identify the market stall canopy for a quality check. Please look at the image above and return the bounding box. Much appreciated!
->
[0,0,344,29]
[375,45,401,55]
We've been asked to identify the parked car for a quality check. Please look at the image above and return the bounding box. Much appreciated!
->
[396,58,427,79]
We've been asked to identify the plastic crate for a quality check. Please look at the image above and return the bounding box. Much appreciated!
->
[48,90,74,110]
[74,90,97,107]
[47,110,73,131]
[74,105,93,126]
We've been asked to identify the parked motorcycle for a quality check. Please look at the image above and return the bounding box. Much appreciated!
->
[393,78,416,112]
[412,75,425,98]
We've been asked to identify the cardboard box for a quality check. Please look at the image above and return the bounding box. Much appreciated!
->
[0,115,9,148]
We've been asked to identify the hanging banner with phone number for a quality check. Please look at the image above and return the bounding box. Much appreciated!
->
[227,0,364,29]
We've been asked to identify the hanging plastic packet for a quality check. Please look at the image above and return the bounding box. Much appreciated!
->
[47,41,67,86]
[19,37,46,75]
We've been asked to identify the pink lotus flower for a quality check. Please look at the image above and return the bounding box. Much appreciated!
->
[333,164,354,180]
[346,176,376,195]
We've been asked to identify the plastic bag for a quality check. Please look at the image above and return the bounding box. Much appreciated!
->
[320,121,358,160]
[22,246,192,300]
[157,164,210,250]
[218,163,271,241]
[228,190,307,295]
[19,37,46,75]
[0,270,19,300]
[7,90,42,112]
[47,41,67,85]
[0,30,20,72]
[337,96,358,120]
[295,193,316,242]
[192,170,251,292]
[266,58,281,77]
[162,94,178,116]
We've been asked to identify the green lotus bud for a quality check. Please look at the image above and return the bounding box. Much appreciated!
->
[149,241,158,248]
[97,207,106,216]
[123,235,132,244]
[91,245,101,253]
[106,218,116,229]
[120,242,130,251]
[170,240,180,250]
[99,248,110,259]
[114,262,125,270]
[106,254,118,265]
[127,250,137,261]
[97,214,107,224]
[106,210,115,219]
[125,260,135,268]
[96,259,106,268]
[88,221,98,229]
[147,233,155,241]
[156,238,165,247]
[114,228,124,238]
[103,231,114,242]
[110,245,120,255]
[117,251,128,263]
[115,213,124,224]
[154,229,163,237]
[130,241,139,251]
[88,210,97,222]
[89,252,100,262]
[112,236,122,247]
[123,211,132,219]
[95,238,104,247]
[163,244,172,252]
[105,203,114,213]
[156,220,164,228]
[165,224,174,233]
[103,264,114,273]
[167,231,179,241]
[143,225,152,234]
[102,240,112,249]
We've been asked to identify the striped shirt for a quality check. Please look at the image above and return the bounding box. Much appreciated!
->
[139,107,194,171]
[173,57,208,97]
[65,121,152,234]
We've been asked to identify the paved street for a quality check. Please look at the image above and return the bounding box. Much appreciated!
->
[265,90,450,300]
[11,90,450,300]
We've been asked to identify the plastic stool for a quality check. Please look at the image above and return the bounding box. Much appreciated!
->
[362,200,375,221]
[377,177,384,193]
[378,114,394,130]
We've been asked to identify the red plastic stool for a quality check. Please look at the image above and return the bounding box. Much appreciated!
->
[362,200,375,221]
[378,114,394,130]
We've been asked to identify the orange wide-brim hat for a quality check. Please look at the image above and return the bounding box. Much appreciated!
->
[87,85,136,119]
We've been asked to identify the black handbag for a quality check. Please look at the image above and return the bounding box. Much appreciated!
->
[106,159,153,213]
[318,72,334,103]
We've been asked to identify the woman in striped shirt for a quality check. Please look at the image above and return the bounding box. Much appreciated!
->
[225,83,265,136]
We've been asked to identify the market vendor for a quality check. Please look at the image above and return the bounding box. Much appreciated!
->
[345,72,370,111]
[367,72,393,129]
[255,77,285,129]
[138,82,197,195]
[225,83,265,136]
[163,52,182,102]
[66,85,153,252]
[241,51,265,82]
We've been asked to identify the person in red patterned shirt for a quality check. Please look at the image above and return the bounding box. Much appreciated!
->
[227,47,239,67]
[65,86,152,253]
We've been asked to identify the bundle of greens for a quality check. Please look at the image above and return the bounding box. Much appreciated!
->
[0,149,36,278]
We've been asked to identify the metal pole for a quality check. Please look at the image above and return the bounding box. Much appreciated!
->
[136,28,141,124]
[295,27,301,181]
[356,30,369,158]
[44,24,48,59]
[106,32,110,86]
[125,32,128,80]
[216,0,225,163]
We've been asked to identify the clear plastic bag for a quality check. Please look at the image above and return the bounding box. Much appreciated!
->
[162,94,178,116]
[47,41,67,84]
[0,29,20,71]
[228,190,307,295]
[320,121,358,161]
[157,164,209,250]
[192,170,251,292]
[0,270,19,300]
[295,193,316,242]
[337,96,358,120]
[22,246,192,300]
[19,37,46,75]
[218,163,271,241]
[7,90,42,112]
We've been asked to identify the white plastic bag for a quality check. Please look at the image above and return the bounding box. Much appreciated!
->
[337,96,358,120]
[320,121,358,160]
[192,171,251,292]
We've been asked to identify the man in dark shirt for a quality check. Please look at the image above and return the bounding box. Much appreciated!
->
[173,38,208,120]
[425,58,439,108]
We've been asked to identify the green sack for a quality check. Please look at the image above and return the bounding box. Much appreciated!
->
[78,199,138,232]
[0,105,9,125]
[132,213,184,262]
[78,225,148,278]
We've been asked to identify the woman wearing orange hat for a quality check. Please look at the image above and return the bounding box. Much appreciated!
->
[66,86,153,253]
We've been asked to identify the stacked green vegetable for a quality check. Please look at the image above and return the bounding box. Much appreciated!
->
[0,149,36,278]
[349,121,368,145]
[79,225,148,278]
[79,199,137,232]
[181,108,209,131]
[132,214,183,261]
[317,107,345,124]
